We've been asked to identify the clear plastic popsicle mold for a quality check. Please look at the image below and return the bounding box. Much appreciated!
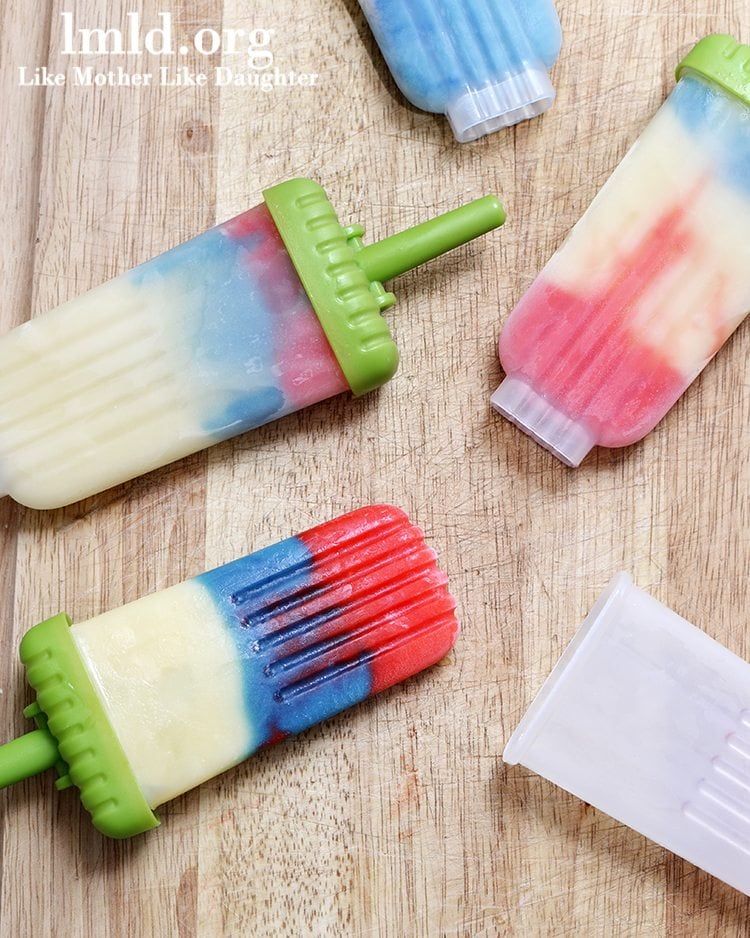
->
[504,573,750,898]
[490,375,595,467]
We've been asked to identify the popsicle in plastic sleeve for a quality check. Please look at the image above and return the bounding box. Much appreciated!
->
[0,180,505,509]
[504,573,750,898]
[492,35,750,465]
[358,0,562,141]
[0,505,458,838]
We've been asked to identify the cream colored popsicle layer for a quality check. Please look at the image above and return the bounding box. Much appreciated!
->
[72,581,250,808]
[0,278,210,509]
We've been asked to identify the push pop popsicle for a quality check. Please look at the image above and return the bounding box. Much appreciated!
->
[0,506,458,837]
[492,35,750,465]
[0,179,504,509]
[358,0,562,141]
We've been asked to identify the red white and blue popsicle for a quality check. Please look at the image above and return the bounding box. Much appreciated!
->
[0,179,504,508]
[0,506,459,837]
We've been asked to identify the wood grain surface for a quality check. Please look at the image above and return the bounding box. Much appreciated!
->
[1,1,750,935]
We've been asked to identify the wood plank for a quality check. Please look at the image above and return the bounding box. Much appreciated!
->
[1,0,749,934]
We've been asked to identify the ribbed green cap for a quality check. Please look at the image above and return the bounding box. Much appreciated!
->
[0,613,159,838]
[677,34,750,108]
[263,179,505,396]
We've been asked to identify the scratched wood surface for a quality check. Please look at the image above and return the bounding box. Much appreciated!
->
[1,0,750,935]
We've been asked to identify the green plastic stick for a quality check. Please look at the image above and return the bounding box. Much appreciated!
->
[0,728,59,788]
[357,196,506,283]
[264,180,506,397]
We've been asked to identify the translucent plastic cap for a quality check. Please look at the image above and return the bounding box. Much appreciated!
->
[491,376,595,466]
[447,66,556,143]
[504,573,750,897]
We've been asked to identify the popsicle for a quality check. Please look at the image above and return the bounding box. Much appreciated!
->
[357,0,562,141]
[492,35,750,466]
[0,179,505,509]
[0,505,459,837]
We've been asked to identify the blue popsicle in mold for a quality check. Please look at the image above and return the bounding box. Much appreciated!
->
[358,0,562,142]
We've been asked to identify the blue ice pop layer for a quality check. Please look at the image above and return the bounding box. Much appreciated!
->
[127,210,288,437]
[196,533,372,748]
[126,202,347,442]
[359,0,562,113]
[669,74,750,195]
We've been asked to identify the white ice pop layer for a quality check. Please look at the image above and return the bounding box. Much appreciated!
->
[72,580,250,808]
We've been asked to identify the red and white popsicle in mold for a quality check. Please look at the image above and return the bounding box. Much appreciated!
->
[492,36,750,465]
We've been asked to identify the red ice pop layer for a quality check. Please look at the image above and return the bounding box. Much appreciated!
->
[297,505,459,695]
[219,202,348,409]
[500,198,700,447]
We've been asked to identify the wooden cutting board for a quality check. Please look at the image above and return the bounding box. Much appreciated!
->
[1,0,749,934]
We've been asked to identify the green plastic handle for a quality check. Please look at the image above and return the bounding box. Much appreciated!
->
[264,179,506,398]
[0,728,59,788]
[357,195,506,283]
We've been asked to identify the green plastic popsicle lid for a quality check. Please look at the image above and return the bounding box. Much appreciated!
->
[263,179,505,396]
[0,613,158,838]
[677,34,750,108]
